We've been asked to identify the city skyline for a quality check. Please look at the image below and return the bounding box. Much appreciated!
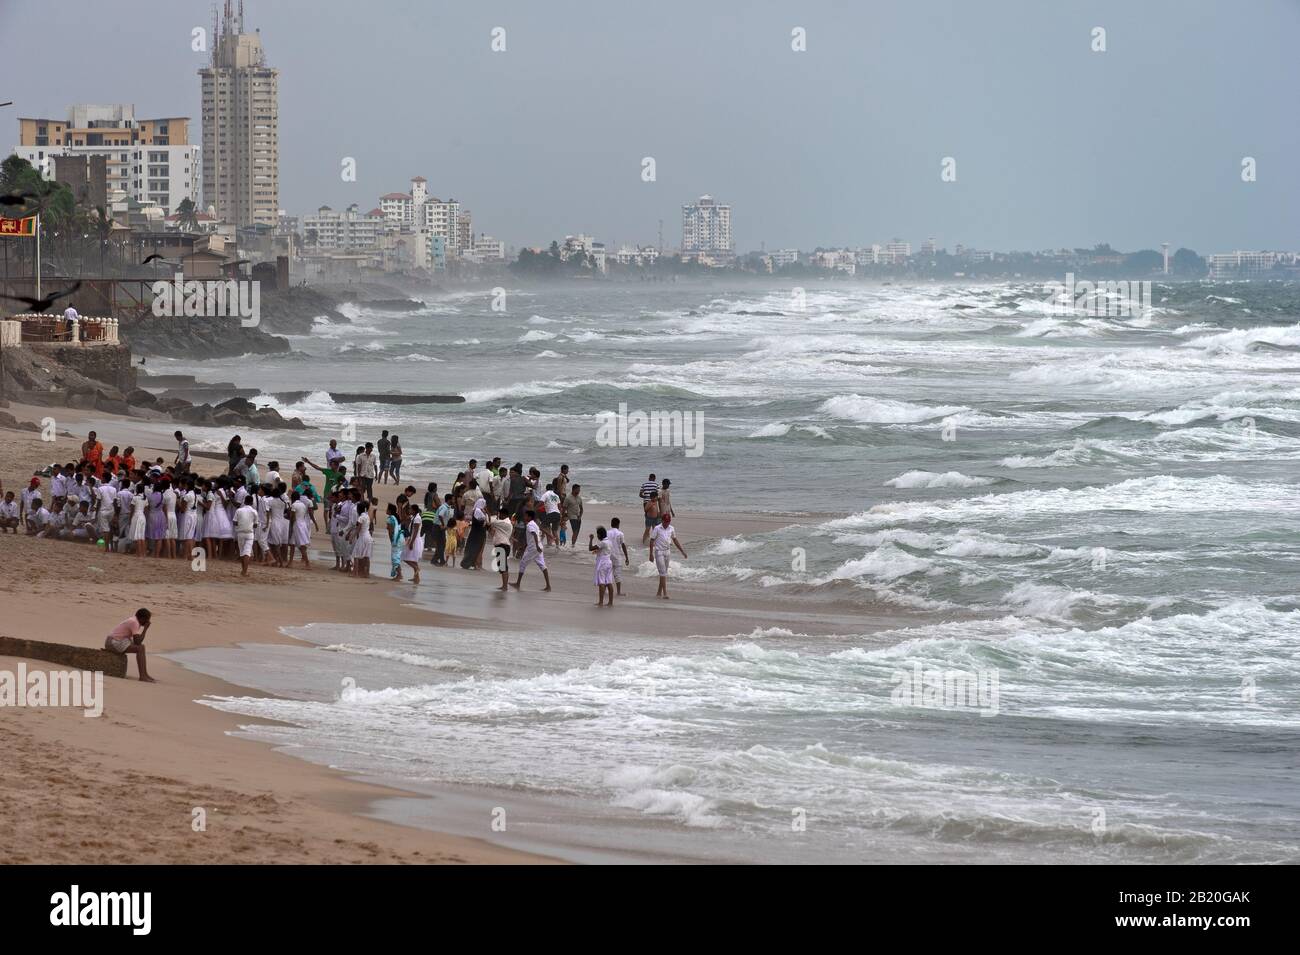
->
[2,0,1297,253]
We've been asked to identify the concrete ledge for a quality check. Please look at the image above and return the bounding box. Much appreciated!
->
[0,636,129,679]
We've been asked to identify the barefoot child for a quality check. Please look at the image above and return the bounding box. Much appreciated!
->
[104,608,156,682]
[590,526,615,607]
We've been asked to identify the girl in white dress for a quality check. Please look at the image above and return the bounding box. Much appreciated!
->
[128,485,148,557]
[200,482,218,556]
[400,509,423,583]
[178,481,199,559]
[289,491,312,567]
[266,486,290,567]
[209,482,235,558]
[253,485,271,564]
[348,501,372,578]
[162,481,178,559]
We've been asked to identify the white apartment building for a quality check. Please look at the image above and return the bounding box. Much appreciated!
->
[681,194,733,255]
[612,245,660,266]
[418,198,461,255]
[15,104,199,213]
[303,203,384,250]
[770,249,799,268]
[474,234,506,262]
[1206,250,1290,279]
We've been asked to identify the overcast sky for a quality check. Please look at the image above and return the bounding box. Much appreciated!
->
[4,0,1297,253]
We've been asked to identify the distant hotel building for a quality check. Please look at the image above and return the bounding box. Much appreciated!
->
[303,204,384,250]
[199,1,279,227]
[1206,250,1296,279]
[14,104,198,212]
[682,194,733,257]
[770,249,799,268]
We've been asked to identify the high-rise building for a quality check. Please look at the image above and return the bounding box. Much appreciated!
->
[681,195,733,256]
[14,104,198,212]
[303,204,384,250]
[199,1,279,227]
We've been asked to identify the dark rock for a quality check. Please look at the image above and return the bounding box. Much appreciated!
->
[127,388,159,406]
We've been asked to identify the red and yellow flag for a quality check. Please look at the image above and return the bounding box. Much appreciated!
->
[0,215,37,237]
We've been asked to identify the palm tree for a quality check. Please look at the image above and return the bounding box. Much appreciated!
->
[176,197,200,233]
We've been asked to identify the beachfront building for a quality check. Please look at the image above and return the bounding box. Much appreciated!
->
[418,198,461,256]
[1206,250,1294,279]
[612,245,660,267]
[379,191,416,228]
[770,249,799,269]
[14,104,199,214]
[473,234,507,262]
[199,1,280,228]
[303,204,384,251]
[682,194,733,257]
[920,237,938,255]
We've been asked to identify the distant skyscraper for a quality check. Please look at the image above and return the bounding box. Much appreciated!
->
[199,1,279,227]
[681,195,733,256]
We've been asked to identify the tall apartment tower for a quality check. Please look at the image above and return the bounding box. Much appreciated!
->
[199,0,279,227]
[681,195,733,256]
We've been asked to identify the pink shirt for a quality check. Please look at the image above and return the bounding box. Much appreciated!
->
[106,617,144,642]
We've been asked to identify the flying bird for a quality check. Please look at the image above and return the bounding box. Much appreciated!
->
[1,281,83,314]
[141,253,174,265]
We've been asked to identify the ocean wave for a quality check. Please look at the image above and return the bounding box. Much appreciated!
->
[885,470,995,489]
[820,394,968,424]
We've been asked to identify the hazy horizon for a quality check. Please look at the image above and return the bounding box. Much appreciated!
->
[2,0,1296,254]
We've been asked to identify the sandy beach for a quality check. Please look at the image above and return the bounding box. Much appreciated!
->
[0,402,866,864]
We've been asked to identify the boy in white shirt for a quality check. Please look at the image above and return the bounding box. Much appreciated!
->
[0,491,19,532]
[510,509,551,592]
[648,513,688,600]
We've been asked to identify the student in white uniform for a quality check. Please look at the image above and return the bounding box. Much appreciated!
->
[648,513,689,600]
[606,516,629,597]
[347,499,372,578]
[233,497,258,576]
[510,509,552,592]
[289,491,312,567]
[0,491,19,533]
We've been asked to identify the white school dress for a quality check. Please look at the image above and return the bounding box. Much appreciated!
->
[94,485,115,535]
[179,490,199,541]
[350,512,373,559]
[290,499,312,547]
[162,487,178,539]
[211,489,235,540]
[401,516,423,562]
[254,494,270,548]
[267,495,290,546]
[128,493,147,541]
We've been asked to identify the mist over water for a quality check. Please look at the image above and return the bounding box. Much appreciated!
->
[164,280,1300,862]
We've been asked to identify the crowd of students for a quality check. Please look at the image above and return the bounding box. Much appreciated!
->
[5,429,689,603]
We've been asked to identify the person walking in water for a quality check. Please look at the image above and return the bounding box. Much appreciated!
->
[649,512,688,600]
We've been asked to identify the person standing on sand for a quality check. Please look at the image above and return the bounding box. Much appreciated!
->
[233,495,257,576]
[658,478,675,520]
[639,473,660,544]
[607,516,629,596]
[355,443,377,500]
[82,431,105,480]
[511,509,551,592]
[400,506,423,584]
[377,430,391,485]
[174,430,191,475]
[104,608,156,682]
[348,499,373,578]
[289,490,312,567]
[389,435,404,483]
[226,435,244,476]
[488,505,514,591]
[649,512,688,600]
[590,526,615,607]
[564,483,584,548]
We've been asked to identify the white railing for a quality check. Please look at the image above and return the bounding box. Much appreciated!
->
[4,314,119,345]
